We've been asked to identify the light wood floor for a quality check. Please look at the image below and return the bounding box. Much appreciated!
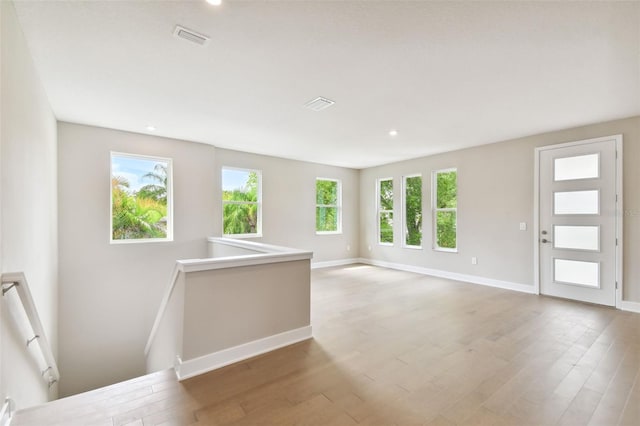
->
[15,265,640,425]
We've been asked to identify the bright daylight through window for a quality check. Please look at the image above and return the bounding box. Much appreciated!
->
[316,178,342,233]
[378,178,394,244]
[111,153,172,242]
[222,168,262,237]
[404,175,422,247]
[433,169,457,251]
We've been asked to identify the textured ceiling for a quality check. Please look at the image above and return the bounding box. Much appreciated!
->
[13,0,640,168]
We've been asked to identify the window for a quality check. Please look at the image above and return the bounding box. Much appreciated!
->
[111,152,172,243]
[378,178,394,244]
[403,174,422,248]
[222,167,262,237]
[316,178,342,234]
[433,169,457,251]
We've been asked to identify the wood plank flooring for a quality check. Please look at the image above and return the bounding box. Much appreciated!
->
[14,265,640,425]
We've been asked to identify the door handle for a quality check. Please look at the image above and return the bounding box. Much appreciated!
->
[541,239,552,244]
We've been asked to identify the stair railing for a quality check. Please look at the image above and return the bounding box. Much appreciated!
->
[0,397,15,426]
[1,272,60,391]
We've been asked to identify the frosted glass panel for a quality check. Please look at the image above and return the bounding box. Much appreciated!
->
[554,259,599,287]
[554,153,599,181]
[554,226,599,251]
[554,190,599,215]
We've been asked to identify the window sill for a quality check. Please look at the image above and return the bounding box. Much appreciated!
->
[433,247,458,253]
[111,237,173,245]
[223,233,263,239]
[403,245,423,250]
[378,242,394,247]
[316,231,342,236]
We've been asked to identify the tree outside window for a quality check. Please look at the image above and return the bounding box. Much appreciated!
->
[378,178,394,244]
[222,168,261,236]
[433,169,457,250]
[316,178,342,233]
[404,175,422,247]
[111,153,172,242]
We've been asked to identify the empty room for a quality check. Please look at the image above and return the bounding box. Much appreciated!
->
[1,0,639,425]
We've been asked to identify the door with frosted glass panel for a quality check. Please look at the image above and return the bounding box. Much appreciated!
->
[539,136,620,306]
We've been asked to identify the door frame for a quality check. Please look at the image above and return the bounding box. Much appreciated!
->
[533,135,623,308]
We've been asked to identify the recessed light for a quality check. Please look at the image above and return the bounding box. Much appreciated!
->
[389,129,398,137]
[146,125,156,131]
[206,0,222,5]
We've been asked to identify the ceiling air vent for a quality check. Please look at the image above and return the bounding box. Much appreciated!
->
[173,25,210,46]
[304,97,335,111]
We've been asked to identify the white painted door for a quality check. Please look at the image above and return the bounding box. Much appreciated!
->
[538,136,620,306]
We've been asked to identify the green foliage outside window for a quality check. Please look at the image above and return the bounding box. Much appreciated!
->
[405,176,422,246]
[379,179,394,243]
[435,170,457,249]
[316,179,340,232]
[379,212,393,243]
[112,159,169,241]
[223,170,260,235]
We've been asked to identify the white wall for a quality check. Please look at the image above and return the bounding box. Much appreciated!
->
[360,116,640,303]
[57,123,359,396]
[0,1,4,410]
[0,0,59,408]
[182,260,310,359]
[0,0,4,408]
[215,148,359,263]
[57,123,216,396]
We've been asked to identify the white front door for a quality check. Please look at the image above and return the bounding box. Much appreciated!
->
[538,136,621,306]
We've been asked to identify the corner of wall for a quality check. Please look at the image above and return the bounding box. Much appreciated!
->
[0,0,60,408]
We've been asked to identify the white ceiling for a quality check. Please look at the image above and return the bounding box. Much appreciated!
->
[13,0,640,169]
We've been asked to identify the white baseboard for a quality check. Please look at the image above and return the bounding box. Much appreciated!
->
[175,325,313,380]
[311,258,361,269]
[311,258,639,311]
[620,300,640,314]
[358,258,536,294]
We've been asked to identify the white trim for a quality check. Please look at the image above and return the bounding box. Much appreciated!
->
[311,258,360,269]
[377,177,395,245]
[110,151,174,244]
[433,247,458,254]
[207,237,298,253]
[178,252,312,273]
[319,258,637,310]
[222,166,262,237]
[534,145,541,295]
[432,168,458,252]
[619,300,640,314]
[534,135,623,308]
[175,326,313,380]
[402,173,423,249]
[358,258,535,294]
[221,233,263,239]
[316,177,343,234]
[145,238,313,355]
[615,137,624,310]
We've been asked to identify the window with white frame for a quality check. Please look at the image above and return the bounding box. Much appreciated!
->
[433,169,457,251]
[404,174,422,248]
[222,167,262,237]
[316,178,342,234]
[111,152,173,243]
[378,178,394,244]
